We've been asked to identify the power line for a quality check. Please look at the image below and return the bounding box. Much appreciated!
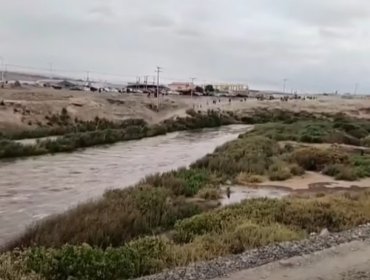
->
[156,66,162,110]
[190,77,196,102]
[49,62,53,79]
[283,78,288,94]
[354,83,359,95]
[0,57,4,83]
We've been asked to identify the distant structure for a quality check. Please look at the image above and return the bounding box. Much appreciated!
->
[213,84,249,94]
[126,82,168,93]
[168,82,195,94]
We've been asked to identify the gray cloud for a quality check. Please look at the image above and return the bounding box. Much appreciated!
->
[140,14,176,29]
[1,0,370,92]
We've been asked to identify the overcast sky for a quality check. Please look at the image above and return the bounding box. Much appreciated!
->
[2,0,370,93]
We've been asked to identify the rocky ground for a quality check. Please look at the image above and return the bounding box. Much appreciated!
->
[138,225,370,280]
[217,239,370,280]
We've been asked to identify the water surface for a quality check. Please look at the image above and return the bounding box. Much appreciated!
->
[0,125,251,244]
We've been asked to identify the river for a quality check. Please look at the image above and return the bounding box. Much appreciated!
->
[0,125,251,245]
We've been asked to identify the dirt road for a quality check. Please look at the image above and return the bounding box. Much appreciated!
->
[217,240,370,280]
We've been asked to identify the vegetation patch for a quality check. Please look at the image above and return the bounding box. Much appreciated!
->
[4,112,370,279]
[0,110,239,159]
[3,194,370,279]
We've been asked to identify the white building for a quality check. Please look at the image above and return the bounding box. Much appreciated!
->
[168,82,195,93]
[213,84,249,93]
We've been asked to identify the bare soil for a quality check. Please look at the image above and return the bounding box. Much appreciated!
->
[2,86,370,134]
[260,172,370,191]
[0,87,190,133]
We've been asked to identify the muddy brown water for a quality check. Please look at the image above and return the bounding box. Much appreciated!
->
[0,125,251,245]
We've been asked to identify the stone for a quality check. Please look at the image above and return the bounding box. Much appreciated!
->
[320,228,330,237]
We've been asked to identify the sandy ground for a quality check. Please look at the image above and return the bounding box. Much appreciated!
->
[260,172,370,191]
[2,86,370,133]
[0,87,192,133]
[217,240,370,280]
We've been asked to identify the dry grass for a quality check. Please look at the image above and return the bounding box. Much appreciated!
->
[236,173,265,184]
[4,193,370,279]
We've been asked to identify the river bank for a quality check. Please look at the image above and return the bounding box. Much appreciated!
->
[0,125,250,245]
[3,111,370,279]
[2,87,370,136]
[0,110,239,159]
[138,224,370,280]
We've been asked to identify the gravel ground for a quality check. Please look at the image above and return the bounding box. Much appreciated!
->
[341,271,370,280]
[215,240,370,280]
[137,224,370,280]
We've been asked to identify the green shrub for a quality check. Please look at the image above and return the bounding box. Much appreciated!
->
[7,185,201,249]
[0,112,240,159]
[197,187,221,200]
[322,164,342,177]
[292,147,349,171]
[351,155,370,178]
[224,222,304,254]
[175,169,210,197]
[143,169,211,197]
[4,194,370,279]
[173,213,225,243]
[26,238,171,280]
[236,173,265,184]
[289,164,305,176]
[0,251,44,280]
[268,164,292,181]
[334,166,358,181]
[361,136,370,147]
[193,136,280,176]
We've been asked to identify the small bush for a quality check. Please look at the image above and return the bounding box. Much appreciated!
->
[361,136,370,147]
[335,167,358,181]
[186,109,197,117]
[323,164,358,181]
[197,187,221,200]
[268,164,292,181]
[322,164,342,177]
[289,164,305,176]
[235,173,265,184]
[173,213,225,243]
[292,147,349,171]
[224,222,303,254]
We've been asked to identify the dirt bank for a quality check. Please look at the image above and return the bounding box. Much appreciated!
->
[2,87,370,134]
[0,87,190,133]
[260,171,370,191]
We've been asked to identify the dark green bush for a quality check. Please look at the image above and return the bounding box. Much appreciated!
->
[292,147,349,171]
[0,112,240,159]
[7,185,201,249]
[192,136,280,176]
[26,237,171,280]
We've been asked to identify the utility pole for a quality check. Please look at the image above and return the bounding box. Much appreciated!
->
[283,78,288,94]
[86,71,90,86]
[49,62,53,79]
[0,57,4,84]
[144,75,149,92]
[354,83,359,95]
[156,66,162,110]
[190,77,196,104]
